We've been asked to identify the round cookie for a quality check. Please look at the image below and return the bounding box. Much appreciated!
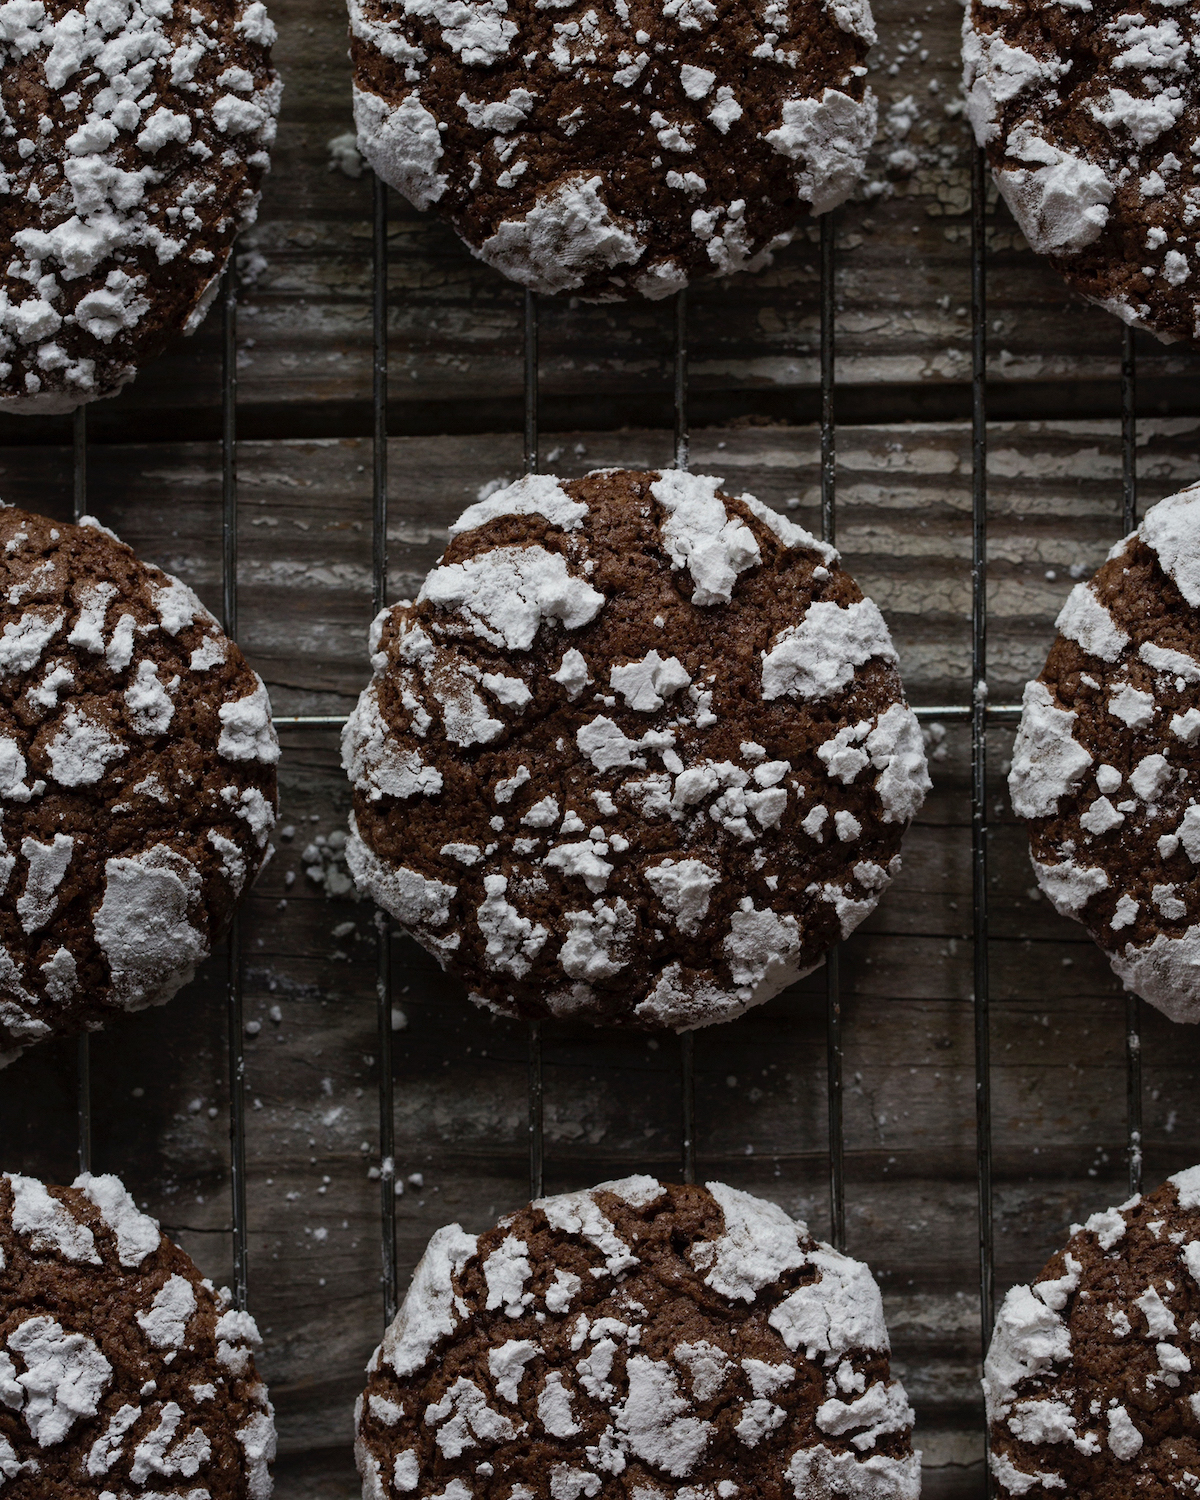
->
[348,0,876,300]
[963,0,1200,345]
[355,1176,921,1500]
[986,1164,1200,1497]
[1,0,282,415]
[342,468,929,1030]
[0,1169,275,1498]
[1008,482,1200,1021]
[0,506,279,1066]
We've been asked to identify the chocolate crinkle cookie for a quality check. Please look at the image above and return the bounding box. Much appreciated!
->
[348,0,876,300]
[986,1164,1200,1498]
[963,0,1200,345]
[1008,482,1200,1021]
[0,505,279,1066]
[1,0,282,414]
[0,1169,275,1498]
[355,1176,920,1500]
[342,469,929,1031]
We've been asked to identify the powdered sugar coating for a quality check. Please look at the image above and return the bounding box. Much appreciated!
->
[349,0,876,300]
[0,508,278,1066]
[0,1170,274,1498]
[343,468,928,1031]
[1,0,281,413]
[963,0,1200,346]
[356,1179,918,1499]
[1009,483,1200,1023]
[987,1170,1200,1496]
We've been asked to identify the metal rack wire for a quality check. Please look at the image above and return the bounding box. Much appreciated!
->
[73,407,91,1179]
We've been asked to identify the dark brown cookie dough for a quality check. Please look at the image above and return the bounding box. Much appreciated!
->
[963,0,1200,345]
[1,0,282,414]
[342,469,929,1030]
[1008,482,1200,1021]
[987,1165,1200,1498]
[349,0,876,299]
[0,506,279,1066]
[355,1176,920,1500]
[0,1169,275,1499]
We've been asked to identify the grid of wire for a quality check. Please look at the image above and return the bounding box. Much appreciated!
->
[63,140,1148,1461]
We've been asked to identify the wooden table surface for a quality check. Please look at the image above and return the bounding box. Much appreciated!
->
[2,0,1200,1495]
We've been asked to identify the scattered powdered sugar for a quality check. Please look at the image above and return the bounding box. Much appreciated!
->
[6,1315,112,1446]
[765,88,878,215]
[1055,582,1129,661]
[420,545,604,650]
[6,1173,100,1264]
[475,174,645,296]
[136,1274,197,1348]
[769,1248,889,1362]
[449,473,588,537]
[762,599,898,701]
[93,845,209,1010]
[649,471,761,606]
[1008,681,1093,818]
[46,705,127,786]
[217,679,281,764]
[74,1172,160,1266]
[1139,483,1200,607]
[690,1182,808,1300]
[376,1224,479,1379]
[643,859,719,936]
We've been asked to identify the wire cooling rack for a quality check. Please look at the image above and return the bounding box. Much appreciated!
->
[62,139,1150,1471]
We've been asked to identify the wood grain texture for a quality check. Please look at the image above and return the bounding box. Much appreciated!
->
[2,0,1200,1488]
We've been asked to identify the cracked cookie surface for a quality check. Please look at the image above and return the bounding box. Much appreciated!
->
[0,1169,274,1499]
[355,1176,920,1500]
[343,468,928,1031]
[0,506,278,1066]
[349,0,876,299]
[1009,481,1200,1020]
